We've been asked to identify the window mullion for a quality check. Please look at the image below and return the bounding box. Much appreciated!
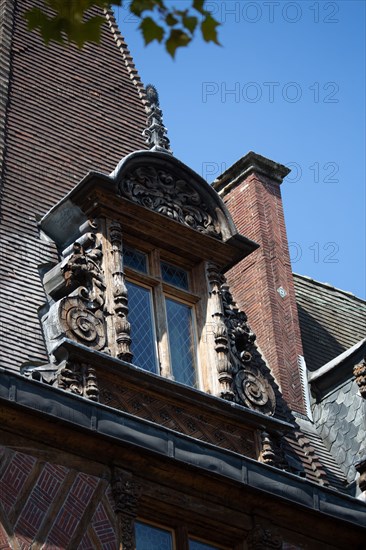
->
[150,249,171,379]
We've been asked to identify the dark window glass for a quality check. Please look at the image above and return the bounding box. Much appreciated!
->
[126,281,157,373]
[161,261,189,290]
[135,521,173,550]
[166,298,196,387]
[124,247,148,273]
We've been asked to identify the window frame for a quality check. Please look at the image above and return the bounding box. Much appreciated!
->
[124,245,203,389]
[135,518,232,550]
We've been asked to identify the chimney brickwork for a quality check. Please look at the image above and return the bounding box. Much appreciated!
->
[214,152,306,415]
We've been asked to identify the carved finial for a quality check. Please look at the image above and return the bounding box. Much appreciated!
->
[143,84,172,154]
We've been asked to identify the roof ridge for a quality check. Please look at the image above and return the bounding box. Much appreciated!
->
[104,7,148,108]
[293,272,366,305]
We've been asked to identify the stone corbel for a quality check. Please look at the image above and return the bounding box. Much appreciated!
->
[111,469,142,550]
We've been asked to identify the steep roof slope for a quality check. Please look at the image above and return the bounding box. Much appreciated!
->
[293,274,366,372]
[0,0,147,371]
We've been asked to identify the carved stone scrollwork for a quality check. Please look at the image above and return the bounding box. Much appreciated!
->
[354,358,366,398]
[247,522,282,550]
[221,282,276,416]
[111,469,142,550]
[108,221,133,363]
[119,166,222,239]
[207,263,234,400]
[59,296,106,350]
[42,221,109,355]
[58,361,99,401]
[57,232,107,351]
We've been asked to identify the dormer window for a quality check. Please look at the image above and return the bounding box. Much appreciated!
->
[124,246,198,388]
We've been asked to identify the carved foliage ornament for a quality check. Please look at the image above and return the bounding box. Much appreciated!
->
[119,165,222,239]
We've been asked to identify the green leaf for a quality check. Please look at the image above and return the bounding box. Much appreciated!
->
[201,14,220,44]
[165,13,178,26]
[69,15,105,48]
[130,0,160,17]
[193,0,206,14]
[166,28,191,58]
[140,16,164,45]
[183,15,197,34]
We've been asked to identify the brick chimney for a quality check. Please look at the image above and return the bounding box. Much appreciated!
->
[213,152,306,415]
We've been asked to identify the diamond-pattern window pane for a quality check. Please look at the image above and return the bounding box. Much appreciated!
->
[126,281,157,373]
[189,539,221,550]
[166,298,196,387]
[135,521,173,550]
[161,261,189,290]
[124,247,148,273]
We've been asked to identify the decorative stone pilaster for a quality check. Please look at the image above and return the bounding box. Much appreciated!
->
[206,263,233,400]
[111,469,142,550]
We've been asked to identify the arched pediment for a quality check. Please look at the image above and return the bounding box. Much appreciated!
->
[111,151,238,242]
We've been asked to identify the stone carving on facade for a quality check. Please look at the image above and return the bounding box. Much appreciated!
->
[247,522,282,549]
[355,454,366,495]
[221,282,276,416]
[259,431,286,469]
[59,238,106,350]
[21,360,99,402]
[107,221,133,362]
[207,263,234,400]
[143,83,172,154]
[111,469,142,550]
[119,165,222,239]
[58,361,99,401]
[353,357,366,398]
[41,221,108,355]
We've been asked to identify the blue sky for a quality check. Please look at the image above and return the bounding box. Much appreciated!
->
[114,0,365,299]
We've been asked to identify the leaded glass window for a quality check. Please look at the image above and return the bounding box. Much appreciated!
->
[126,281,158,373]
[161,261,189,290]
[125,248,198,387]
[166,298,196,387]
[124,247,148,273]
[135,521,173,550]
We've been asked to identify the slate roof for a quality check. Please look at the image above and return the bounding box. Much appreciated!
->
[0,0,148,372]
[293,274,366,372]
